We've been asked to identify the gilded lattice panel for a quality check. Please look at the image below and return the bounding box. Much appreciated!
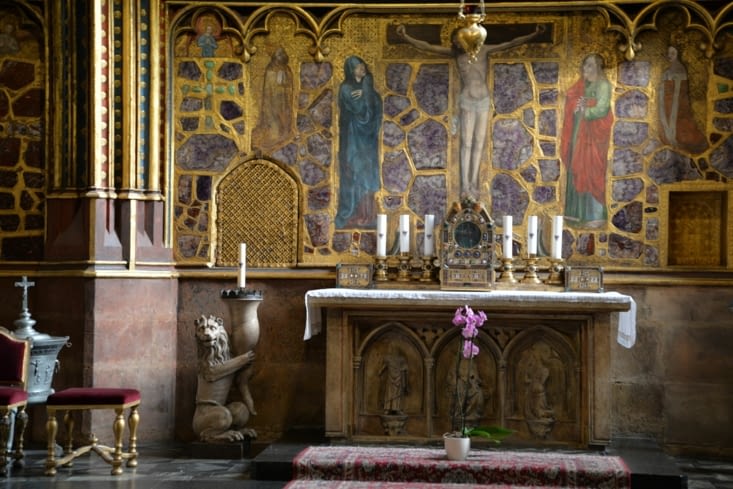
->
[216,159,298,267]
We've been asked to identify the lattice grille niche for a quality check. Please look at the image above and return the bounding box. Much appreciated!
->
[216,158,299,267]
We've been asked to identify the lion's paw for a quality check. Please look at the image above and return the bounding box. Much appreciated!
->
[239,428,257,439]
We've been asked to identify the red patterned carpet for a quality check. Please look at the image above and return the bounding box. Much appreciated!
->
[290,446,630,488]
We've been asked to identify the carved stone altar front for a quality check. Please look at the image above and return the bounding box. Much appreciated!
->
[305,289,634,448]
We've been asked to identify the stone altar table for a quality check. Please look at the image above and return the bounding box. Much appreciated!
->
[304,288,635,448]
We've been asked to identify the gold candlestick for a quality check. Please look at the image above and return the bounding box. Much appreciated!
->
[497,257,517,283]
[521,255,541,284]
[397,253,412,281]
[420,256,434,282]
[546,258,564,285]
[374,256,388,282]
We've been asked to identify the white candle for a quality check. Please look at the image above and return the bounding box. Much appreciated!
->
[377,214,387,257]
[423,214,435,256]
[238,243,247,288]
[527,215,538,255]
[503,215,513,259]
[552,216,564,259]
[399,214,410,253]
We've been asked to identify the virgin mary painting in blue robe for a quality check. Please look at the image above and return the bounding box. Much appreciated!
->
[335,55,383,229]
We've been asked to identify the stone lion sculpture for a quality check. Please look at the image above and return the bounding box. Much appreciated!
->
[192,314,257,443]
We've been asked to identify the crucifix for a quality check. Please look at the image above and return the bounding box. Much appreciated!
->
[14,275,35,312]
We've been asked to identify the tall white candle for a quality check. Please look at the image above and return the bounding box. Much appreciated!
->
[238,243,247,288]
[377,214,387,257]
[527,215,538,255]
[552,216,564,259]
[399,214,410,253]
[503,215,513,259]
[423,214,435,256]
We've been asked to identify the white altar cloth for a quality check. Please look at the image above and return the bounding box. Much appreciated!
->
[304,288,636,348]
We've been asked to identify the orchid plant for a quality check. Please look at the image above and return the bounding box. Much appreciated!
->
[449,305,514,443]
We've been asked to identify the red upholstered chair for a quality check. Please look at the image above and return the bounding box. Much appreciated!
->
[0,326,31,476]
[45,387,140,476]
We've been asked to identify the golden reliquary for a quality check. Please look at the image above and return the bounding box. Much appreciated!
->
[440,199,495,291]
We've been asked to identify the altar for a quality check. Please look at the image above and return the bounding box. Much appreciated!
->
[304,288,635,448]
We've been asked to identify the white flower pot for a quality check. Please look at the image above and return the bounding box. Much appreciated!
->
[443,433,470,461]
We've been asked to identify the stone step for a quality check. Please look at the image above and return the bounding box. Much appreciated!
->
[285,481,580,488]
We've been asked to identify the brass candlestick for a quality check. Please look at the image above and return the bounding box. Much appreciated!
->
[546,258,564,285]
[497,257,517,283]
[521,255,541,284]
[397,253,412,281]
[375,256,388,281]
[420,256,434,282]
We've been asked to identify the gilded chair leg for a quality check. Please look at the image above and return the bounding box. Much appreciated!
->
[0,410,9,476]
[12,407,27,468]
[110,408,125,475]
[45,411,58,476]
[126,405,139,468]
[62,410,74,465]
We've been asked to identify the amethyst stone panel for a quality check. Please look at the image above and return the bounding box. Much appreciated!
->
[307,185,331,210]
[612,201,643,233]
[177,61,202,81]
[643,245,659,266]
[300,62,332,90]
[217,62,242,81]
[383,121,405,148]
[618,61,650,87]
[713,118,733,132]
[0,91,8,118]
[273,143,297,166]
[408,175,447,221]
[615,90,648,118]
[414,64,449,115]
[299,160,326,186]
[308,89,333,128]
[539,110,556,136]
[384,94,411,117]
[575,233,595,256]
[332,232,351,252]
[648,149,701,183]
[219,100,243,120]
[178,175,192,204]
[532,186,555,204]
[180,97,204,112]
[646,217,659,241]
[710,136,733,177]
[306,213,330,246]
[307,132,332,166]
[613,148,644,176]
[520,166,537,183]
[523,108,535,128]
[714,98,733,113]
[382,151,411,193]
[608,233,643,259]
[646,185,659,204]
[539,88,558,106]
[614,121,648,147]
[181,117,199,131]
[612,178,644,201]
[400,109,420,126]
[386,63,412,96]
[492,119,532,169]
[407,120,447,168]
[196,176,211,201]
[493,63,532,114]
[490,174,529,219]
[539,159,560,182]
[540,141,555,157]
[0,138,20,166]
[175,134,238,171]
[531,62,559,84]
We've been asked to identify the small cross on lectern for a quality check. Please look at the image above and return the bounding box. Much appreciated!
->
[14,275,35,312]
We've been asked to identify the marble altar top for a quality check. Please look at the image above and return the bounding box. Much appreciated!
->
[304,288,636,348]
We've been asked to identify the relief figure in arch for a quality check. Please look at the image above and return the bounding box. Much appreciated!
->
[560,53,613,229]
[396,23,544,199]
[522,343,557,438]
[252,47,294,152]
[335,56,383,229]
[658,45,709,154]
[379,345,409,414]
